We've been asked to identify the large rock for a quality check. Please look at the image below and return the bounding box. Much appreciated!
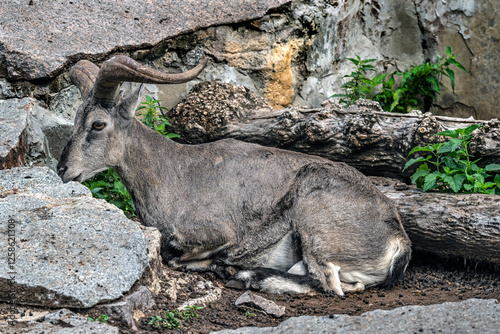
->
[0,0,289,80]
[1,0,498,120]
[0,308,120,334]
[141,0,499,119]
[0,99,29,169]
[0,97,76,170]
[211,299,500,334]
[0,167,149,308]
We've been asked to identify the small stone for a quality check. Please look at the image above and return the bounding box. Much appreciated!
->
[235,291,285,318]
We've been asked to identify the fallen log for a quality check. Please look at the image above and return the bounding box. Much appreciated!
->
[373,178,500,265]
[168,81,500,180]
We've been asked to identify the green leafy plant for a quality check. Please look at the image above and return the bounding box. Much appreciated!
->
[148,306,203,330]
[374,47,467,113]
[87,314,109,323]
[244,310,257,317]
[332,47,467,113]
[148,311,182,330]
[178,305,203,321]
[136,95,180,139]
[403,124,500,194]
[83,95,180,217]
[331,55,386,107]
[83,168,135,218]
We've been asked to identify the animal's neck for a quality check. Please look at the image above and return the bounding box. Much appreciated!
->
[114,118,179,220]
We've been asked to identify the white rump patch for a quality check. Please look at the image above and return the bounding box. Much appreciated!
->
[338,237,408,289]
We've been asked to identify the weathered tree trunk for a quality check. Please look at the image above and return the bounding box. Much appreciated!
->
[376,183,500,265]
[169,82,500,180]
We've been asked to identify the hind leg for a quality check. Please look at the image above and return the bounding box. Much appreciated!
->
[226,267,319,295]
[324,263,344,296]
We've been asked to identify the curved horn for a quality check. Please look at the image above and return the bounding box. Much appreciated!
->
[69,60,99,99]
[92,55,208,107]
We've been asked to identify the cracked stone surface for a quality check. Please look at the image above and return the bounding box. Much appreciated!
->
[0,0,289,80]
[0,167,149,308]
[0,308,120,334]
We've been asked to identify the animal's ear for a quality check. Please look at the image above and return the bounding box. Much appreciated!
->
[117,83,144,120]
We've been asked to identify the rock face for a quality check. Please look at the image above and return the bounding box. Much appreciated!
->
[0,167,149,308]
[0,99,29,169]
[0,96,77,171]
[3,0,497,120]
[0,308,120,334]
[0,0,289,80]
[212,299,500,334]
[141,0,499,119]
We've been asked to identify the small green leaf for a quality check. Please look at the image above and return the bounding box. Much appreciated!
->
[463,124,481,136]
[482,182,497,189]
[463,183,473,191]
[157,123,166,133]
[485,164,500,172]
[435,129,460,138]
[438,138,463,153]
[473,173,485,184]
[423,172,439,192]
[410,166,430,184]
[403,157,426,171]
[484,188,496,195]
[448,58,467,72]
[408,146,434,156]
[444,174,465,192]
[166,133,181,139]
[347,57,359,65]
[445,68,455,91]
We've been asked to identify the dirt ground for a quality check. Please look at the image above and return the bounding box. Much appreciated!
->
[4,253,499,333]
[115,252,499,333]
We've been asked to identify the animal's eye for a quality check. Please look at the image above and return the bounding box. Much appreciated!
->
[92,121,106,131]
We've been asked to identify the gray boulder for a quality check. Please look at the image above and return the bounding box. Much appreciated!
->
[0,0,289,80]
[0,97,76,171]
[0,308,119,334]
[212,299,500,334]
[0,167,149,308]
[0,99,29,169]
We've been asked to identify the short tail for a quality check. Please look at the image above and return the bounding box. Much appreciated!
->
[380,237,412,288]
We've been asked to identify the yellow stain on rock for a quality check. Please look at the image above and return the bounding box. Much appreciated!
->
[265,39,304,109]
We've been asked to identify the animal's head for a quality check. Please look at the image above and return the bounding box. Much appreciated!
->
[57,54,207,183]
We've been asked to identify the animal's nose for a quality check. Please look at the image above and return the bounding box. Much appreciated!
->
[57,166,67,177]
